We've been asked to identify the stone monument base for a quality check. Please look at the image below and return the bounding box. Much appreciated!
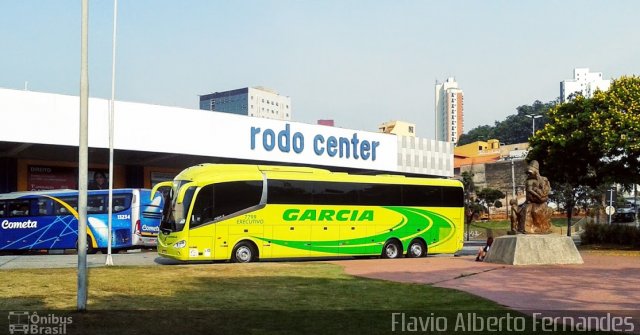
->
[484,234,583,265]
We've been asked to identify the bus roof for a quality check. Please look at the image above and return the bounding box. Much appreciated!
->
[0,188,146,200]
[173,164,462,188]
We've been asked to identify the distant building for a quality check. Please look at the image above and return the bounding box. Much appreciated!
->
[434,77,464,144]
[454,139,501,169]
[199,86,291,120]
[560,68,611,103]
[378,120,416,137]
[454,140,529,169]
[455,140,531,211]
[317,119,335,126]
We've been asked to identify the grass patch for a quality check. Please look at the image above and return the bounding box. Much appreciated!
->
[578,244,640,256]
[0,263,501,311]
[0,263,511,334]
[0,262,616,334]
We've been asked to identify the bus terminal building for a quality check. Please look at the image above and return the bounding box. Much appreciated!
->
[0,88,454,193]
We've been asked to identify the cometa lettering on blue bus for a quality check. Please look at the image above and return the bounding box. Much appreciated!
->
[250,124,379,161]
[142,225,160,232]
[2,219,38,229]
[283,209,374,221]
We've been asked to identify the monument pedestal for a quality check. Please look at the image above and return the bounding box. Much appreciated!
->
[484,234,583,265]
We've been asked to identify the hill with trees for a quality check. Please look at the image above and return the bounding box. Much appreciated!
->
[457,100,556,146]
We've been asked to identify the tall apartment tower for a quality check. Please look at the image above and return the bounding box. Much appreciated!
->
[199,86,291,120]
[560,68,611,103]
[434,77,464,144]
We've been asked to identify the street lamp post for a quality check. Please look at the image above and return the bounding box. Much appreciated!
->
[511,159,516,197]
[526,114,542,136]
[106,0,118,267]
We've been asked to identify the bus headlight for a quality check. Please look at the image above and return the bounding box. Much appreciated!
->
[173,240,186,249]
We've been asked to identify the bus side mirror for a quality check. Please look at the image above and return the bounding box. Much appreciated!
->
[151,181,173,200]
[176,182,196,204]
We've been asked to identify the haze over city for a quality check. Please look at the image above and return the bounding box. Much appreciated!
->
[1,0,639,138]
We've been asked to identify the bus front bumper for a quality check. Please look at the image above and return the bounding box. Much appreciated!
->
[157,235,189,261]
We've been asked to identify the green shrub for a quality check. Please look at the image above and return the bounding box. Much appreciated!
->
[581,223,640,247]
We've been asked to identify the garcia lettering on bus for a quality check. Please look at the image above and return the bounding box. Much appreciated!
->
[2,219,38,229]
[283,209,374,221]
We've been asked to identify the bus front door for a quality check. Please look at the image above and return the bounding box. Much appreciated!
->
[187,224,215,260]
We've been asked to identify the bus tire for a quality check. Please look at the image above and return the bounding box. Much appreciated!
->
[232,241,257,263]
[407,239,427,258]
[77,235,97,254]
[381,239,402,259]
[87,235,98,254]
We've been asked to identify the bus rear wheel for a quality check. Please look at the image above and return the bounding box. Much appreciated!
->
[407,239,427,258]
[76,235,97,254]
[232,241,257,263]
[381,239,402,259]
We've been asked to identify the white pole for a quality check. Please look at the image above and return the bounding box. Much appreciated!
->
[608,188,614,224]
[106,0,118,266]
[527,115,542,137]
[635,185,638,225]
[511,159,516,197]
[531,116,536,135]
[77,0,89,312]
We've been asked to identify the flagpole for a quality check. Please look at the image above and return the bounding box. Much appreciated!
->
[106,0,118,266]
[77,0,89,311]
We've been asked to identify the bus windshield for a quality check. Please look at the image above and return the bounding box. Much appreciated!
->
[160,180,195,233]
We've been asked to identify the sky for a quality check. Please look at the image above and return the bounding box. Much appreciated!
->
[1,0,639,139]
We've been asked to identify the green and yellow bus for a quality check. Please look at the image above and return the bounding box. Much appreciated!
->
[154,164,464,262]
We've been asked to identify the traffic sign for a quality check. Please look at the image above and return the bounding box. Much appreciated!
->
[605,206,616,215]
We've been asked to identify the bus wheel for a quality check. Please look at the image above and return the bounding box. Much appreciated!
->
[77,235,97,254]
[232,242,257,263]
[382,239,402,259]
[407,239,427,258]
[87,235,98,254]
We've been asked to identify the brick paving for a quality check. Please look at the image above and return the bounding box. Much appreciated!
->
[328,253,640,323]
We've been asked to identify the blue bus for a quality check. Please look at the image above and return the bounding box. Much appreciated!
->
[0,188,163,253]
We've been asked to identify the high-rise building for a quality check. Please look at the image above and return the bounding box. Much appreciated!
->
[199,86,291,120]
[434,77,464,144]
[560,68,611,103]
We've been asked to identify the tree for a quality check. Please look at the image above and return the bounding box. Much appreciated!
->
[461,171,475,197]
[528,76,640,233]
[457,125,494,145]
[588,76,640,186]
[528,94,607,234]
[457,100,556,145]
[460,171,476,240]
[476,188,505,219]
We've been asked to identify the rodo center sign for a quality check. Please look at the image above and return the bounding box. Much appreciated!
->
[250,123,381,161]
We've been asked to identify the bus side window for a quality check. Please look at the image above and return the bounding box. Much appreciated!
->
[112,195,131,212]
[9,200,31,216]
[55,197,78,215]
[190,185,215,229]
[0,201,5,216]
[37,198,53,216]
[212,181,262,219]
[87,195,106,214]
